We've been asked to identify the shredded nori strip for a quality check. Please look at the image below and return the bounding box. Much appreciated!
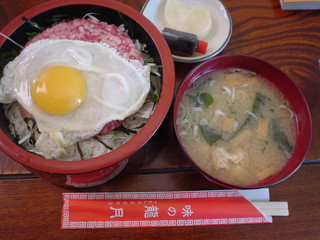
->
[93,136,113,150]
[114,125,137,135]
[23,117,37,131]
[76,143,84,160]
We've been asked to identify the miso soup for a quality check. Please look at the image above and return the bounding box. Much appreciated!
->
[176,68,296,186]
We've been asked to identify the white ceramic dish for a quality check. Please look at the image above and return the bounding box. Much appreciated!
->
[141,0,232,63]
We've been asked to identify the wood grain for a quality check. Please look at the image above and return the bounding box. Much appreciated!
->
[0,165,319,239]
[0,0,320,239]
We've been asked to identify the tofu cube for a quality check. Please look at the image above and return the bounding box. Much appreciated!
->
[224,73,243,87]
[246,76,258,85]
[256,119,269,141]
[222,116,235,132]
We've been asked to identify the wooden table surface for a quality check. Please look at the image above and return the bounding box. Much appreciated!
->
[0,0,320,239]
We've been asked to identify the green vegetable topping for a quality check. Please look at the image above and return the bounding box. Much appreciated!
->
[199,92,214,108]
[271,119,293,153]
[117,11,133,38]
[144,58,156,63]
[25,32,41,37]
[146,90,160,103]
[200,125,222,146]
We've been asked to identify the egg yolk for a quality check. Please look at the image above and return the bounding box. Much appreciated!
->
[32,66,86,115]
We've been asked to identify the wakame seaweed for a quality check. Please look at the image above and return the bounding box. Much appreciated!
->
[199,92,214,108]
[188,92,214,108]
[252,92,268,114]
[200,125,222,146]
[271,119,293,153]
[230,92,268,140]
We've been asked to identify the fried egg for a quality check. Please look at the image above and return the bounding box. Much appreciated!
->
[0,39,150,151]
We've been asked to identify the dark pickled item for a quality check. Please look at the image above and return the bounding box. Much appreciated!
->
[162,27,208,56]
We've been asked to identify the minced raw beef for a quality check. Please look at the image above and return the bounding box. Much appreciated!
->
[28,18,143,63]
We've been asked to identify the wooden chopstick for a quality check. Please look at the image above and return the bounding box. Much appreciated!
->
[251,201,289,216]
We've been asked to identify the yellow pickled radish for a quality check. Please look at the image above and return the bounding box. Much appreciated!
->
[164,0,212,40]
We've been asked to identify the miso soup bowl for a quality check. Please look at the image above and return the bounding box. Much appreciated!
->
[0,0,175,187]
[173,55,312,189]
